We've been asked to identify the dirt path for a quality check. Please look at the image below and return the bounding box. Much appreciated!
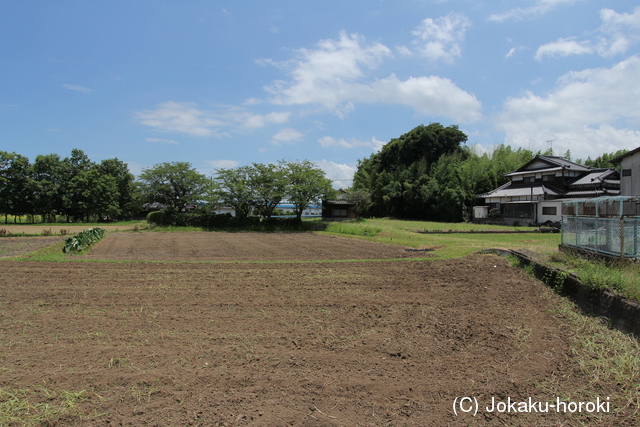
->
[0,252,629,426]
[0,223,139,235]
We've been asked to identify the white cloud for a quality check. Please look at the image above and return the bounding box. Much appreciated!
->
[135,101,291,136]
[243,111,290,128]
[496,56,640,158]
[411,13,471,63]
[264,31,391,117]
[535,38,593,61]
[396,45,413,56]
[146,137,179,145]
[203,159,241,169]
[535,7,640,60]
[136,101,227,137]
[271,127,304,145]
[262,32,481,123]
[314,160,356,188]
[62,83,95,94]
[319,135,385,151]
[489,0,579,22]
[370,74,482,123]
[596,7,640,57]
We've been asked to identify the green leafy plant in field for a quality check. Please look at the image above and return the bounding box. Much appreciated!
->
[63,227,106,254]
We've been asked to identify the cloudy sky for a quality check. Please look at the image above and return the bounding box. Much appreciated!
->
[2,0,639,185]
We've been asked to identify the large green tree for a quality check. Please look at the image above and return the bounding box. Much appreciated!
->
[284,160,335,221]
[99,158,139,220]
[248,162,288,219]
[61,149,95,221]
[353,122,540,221]
[31,153,65,222]
[353,123,468,219]
[138,162,209,210]
[214,166,255,218]
[0,151,32,222]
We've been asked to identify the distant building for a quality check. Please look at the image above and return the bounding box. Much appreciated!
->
[475,155,620,225]
[611,147,640,196]
[275,203,321,217]
[322,189,357,221]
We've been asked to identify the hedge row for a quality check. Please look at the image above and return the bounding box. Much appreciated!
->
[146,210,305,230]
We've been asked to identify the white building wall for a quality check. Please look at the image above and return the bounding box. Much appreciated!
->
[537,201,563,223]
[473,206,488,219]
[620,155,640,196]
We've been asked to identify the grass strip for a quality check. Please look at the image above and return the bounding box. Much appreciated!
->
[540,292,640,422]
[546,251,640,302]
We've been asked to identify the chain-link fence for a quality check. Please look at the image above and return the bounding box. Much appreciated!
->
[562,215,640,258]
[562,197,640,259]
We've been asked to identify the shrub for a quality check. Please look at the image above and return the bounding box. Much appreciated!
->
[63,227,106,254]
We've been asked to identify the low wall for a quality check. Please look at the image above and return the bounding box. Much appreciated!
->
[482,248,640,339]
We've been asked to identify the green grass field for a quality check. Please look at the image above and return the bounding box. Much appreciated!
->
[319,218,560,260]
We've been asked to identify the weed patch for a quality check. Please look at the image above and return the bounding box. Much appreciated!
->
[0,387,88,426]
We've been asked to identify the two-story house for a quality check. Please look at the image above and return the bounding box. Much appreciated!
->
[475,155,620,225]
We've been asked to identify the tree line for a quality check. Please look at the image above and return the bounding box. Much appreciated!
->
[2,127,626,224]
[352,123,628,222]
[137,159,334,221]
[1,150,334,223]
[0,149,138,223]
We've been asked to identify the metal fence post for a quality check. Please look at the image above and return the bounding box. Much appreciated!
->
[620,216,625,260]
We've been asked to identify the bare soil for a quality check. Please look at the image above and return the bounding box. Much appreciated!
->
[0,233,633,426]
[82,232,430,262]
[0,236,66,258]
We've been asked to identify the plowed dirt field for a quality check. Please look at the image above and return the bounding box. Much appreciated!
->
[81,232,430,262]
[0,233,632,426]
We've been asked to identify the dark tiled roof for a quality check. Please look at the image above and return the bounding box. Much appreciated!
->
[564,189,620,197]
[538,155,591,171]
[325,200,353,205]
[478,183,562,198]
[568,169,618,186]
[509,155,592,176]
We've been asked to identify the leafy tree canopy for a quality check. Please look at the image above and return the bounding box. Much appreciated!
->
[138,162,209,210]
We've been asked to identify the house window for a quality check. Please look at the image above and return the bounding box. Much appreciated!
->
[503,204,534,219]
[622,169,632,177]
[542,206,557,216]
[543,174,553,182]
[523,176,535,183]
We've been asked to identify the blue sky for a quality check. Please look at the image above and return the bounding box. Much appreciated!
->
[2,0,640,186]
